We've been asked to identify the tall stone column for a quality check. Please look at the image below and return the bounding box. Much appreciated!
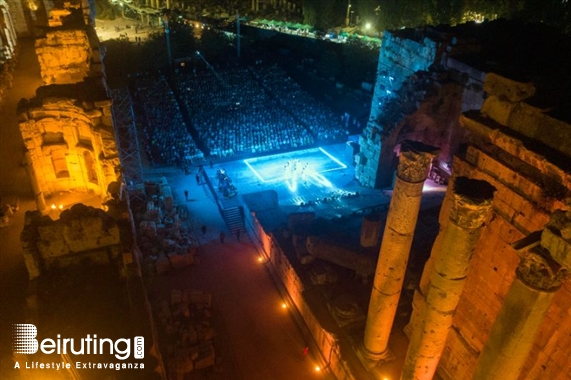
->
[472,208,571,380]
[401,177,495,380]
[361,141,438,365]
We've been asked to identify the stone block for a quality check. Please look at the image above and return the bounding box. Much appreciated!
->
[187,290,211,309]
[196,324,216,342]
[193,341,215,369]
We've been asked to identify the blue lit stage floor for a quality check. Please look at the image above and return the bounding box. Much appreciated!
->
[212,143,390,223]
[144,142,446,233]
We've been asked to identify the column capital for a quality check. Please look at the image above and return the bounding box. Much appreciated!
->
[396,140,439,183]
[449,177,496,229]
[516,248,568,291]
[541,207,571,269]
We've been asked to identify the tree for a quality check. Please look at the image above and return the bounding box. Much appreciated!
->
[303,0,346,29]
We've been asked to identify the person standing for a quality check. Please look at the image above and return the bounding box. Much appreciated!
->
[196,173,201,185]
[235,229,241,242]
[184,190,189,202]
[219,231,226,243]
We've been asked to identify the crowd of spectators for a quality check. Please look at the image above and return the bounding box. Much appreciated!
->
[175,66,315,158]
[253,64,348,142]
[132,64,349,165]
[134,76,204,166]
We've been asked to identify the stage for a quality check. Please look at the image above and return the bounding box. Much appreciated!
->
[212,143,389,222]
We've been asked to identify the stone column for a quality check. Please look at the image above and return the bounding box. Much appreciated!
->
[361,141,438,365]
[401,177,495,380]
[471,208,571,380]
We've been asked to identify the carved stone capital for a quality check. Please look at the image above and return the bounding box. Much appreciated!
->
[449,177,495,229]
[541,207,571,269]
[396,140,439,183]
[516,248,568,291]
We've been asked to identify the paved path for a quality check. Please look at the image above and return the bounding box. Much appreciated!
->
[145,168,333,379]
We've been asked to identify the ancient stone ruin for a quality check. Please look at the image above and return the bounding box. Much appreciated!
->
[20,203,122,279]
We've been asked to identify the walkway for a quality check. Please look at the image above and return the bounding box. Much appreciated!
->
[144,166,333,379]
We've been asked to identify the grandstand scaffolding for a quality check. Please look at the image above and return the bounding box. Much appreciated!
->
[110,88,144,185]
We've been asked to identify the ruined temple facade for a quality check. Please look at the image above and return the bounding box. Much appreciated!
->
[21,204,122,279]
[355,20,571,380]
[357,26,487,188]
[19,86,119,207]
[18,5,118,212]
[406,73,571,380]
[0,0,17,63]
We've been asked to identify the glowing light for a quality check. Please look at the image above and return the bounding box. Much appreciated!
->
[281,303,287,309]
[58,204,64,210]
[244,159,266,183]
[244,147,346,193]
[318,147,347,172]
[308,172,333,188]
[315,365,321,372]
[257,256,264,263]
[51,204,56,210]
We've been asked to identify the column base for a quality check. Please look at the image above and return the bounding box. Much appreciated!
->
[356,343,396,370]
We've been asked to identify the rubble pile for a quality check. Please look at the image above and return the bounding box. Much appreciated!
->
[136,178,197,275]
[158,289,217,380]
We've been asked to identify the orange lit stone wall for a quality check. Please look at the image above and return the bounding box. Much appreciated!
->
[408,74,571,379]
[35,28,91,85]
[19,96,120,199]
[21,205,121,277]
[266,232,351,380]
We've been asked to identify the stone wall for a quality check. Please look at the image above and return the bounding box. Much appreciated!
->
[19,90,119,201]
[357,28,487,188]
[5,0,29,36]
[356,30,439,188]
[35,28,91,84]
[407,74,571,379]
[21,204,122,278]
[265,231,353,380]
[35,6,103,85]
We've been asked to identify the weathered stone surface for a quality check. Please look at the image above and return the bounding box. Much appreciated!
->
[306,236,374,280]
[402,177,494,380]
[483,73,536,103]
[19,91,119,202]
[397,140,439,183]
[35,29,91,85]
[21,204,121,271]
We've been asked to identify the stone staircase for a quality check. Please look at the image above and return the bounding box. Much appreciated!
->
[221,206,245,234]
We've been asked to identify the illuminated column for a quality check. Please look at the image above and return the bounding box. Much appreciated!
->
[472,208,571,380]
[24,151,46,214]
[401,177,495,380]
[361,140,437,365]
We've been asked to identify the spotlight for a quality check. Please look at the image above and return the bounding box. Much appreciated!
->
[315,365,321,372]
[281,302,287,309]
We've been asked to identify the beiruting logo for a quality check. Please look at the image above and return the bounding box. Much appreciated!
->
[12,324,145,371]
